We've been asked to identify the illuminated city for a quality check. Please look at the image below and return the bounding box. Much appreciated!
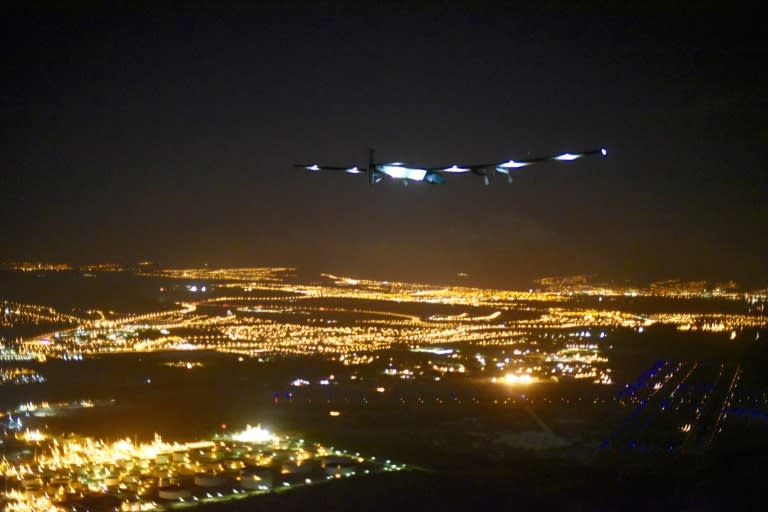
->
[1,423,404,512]
[2,264,767,510]
[3,9,767,511]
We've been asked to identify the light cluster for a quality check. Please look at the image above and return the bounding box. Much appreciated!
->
[0,367,46,385]
[0,425,405,512]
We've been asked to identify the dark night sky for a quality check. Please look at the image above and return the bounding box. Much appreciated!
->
[2,6,766,288]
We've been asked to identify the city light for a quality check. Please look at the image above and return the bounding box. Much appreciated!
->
[502,373,534,385]
[229,425,278,444]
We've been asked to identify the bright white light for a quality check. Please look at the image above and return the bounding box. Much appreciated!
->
[440,165,470,173]
[231,424,277,443]
[601,148,607,156]
[377,164,427,181]
[307,164,320,171]
[345,166,361,174]
[411,347,453,355]
[497,160,531,170]
[554,153,583,161]
[499,160,531,168]
[19,429,47,442]
[502,373,534,385]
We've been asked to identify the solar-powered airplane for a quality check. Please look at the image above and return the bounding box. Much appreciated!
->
[295,147,607,186]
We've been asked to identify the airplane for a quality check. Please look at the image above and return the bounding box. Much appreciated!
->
[295,147,607,186]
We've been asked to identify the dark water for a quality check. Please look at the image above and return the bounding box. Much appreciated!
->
[0,271,170,313]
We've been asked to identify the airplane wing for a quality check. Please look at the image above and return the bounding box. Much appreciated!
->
[294,164,365,174]
[424,148,607,184]
[489,148,607,174]
[295,148,606,185]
